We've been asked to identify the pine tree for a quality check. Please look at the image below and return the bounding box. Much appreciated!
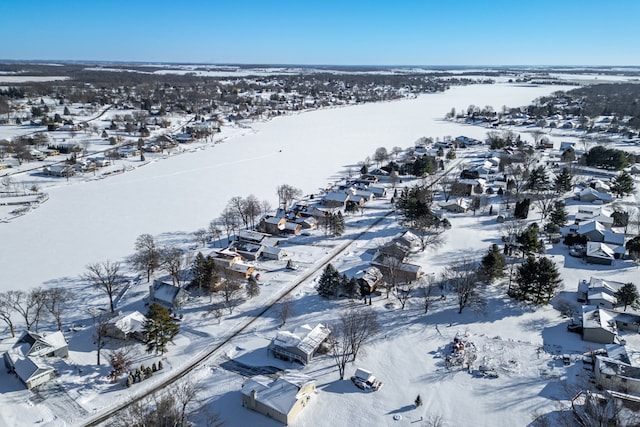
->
[479,244,507,282]
[554,168,573,193]
[512,256,561,304]
[143,303,180,355]
[548,200,568,227]
[332,211,345,236]
[611,171,635,198]
[516,223,542,256]
[246,279,260,299]
[615,282,639,311]
[626,236,640,260]
[526,165,549,190]
[317,264,341,298]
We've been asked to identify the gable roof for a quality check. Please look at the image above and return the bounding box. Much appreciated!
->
[242,373,316,416]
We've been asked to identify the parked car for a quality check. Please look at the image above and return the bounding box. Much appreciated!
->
[351,368,382,391]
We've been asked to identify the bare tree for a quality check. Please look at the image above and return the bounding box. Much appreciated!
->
[443,259,481,314]
[393,282,416,310]
[534,190,557,222]
[276,184,302,210]
[341,307,380,361]
[419,275,436,314]
[243,194,261,228]
[131,234,160,282]
[193,228,209,247]
[208,220,223,247]
[114,380,223,427]
[373,146,389,167]
[219,272,243,314]
[44,287,72,331]
[8,289,47,331]
[91,310,110,366]
[260,199,272,216]
[228,196,249,228]
[327,321,350,380]
[0,292,16,337]
[83,260,124,313]
[218,206,240,244]
[160,247,185,286]
[276,296,294,327]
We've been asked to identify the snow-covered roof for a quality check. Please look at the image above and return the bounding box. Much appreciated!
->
[11,353,53,385]
[582,306,617,333]
[242,374,316,416]
[108,311,147,335]
[273,324,330,357]
[585,242,615,261]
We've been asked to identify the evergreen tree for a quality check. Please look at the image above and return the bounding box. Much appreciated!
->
[548,200,568,227]
[514,198,531,219]
[332,211,345,236]
[615,282,639,311]
[611,171,635,198]
[190,252,218,293]
[345,277,360,299]
[554,168,573,193]
[246,278,260,299]
[516,223,543,256]
[479,244,507,282]
[143,303,180,355]
[526,165,549,191]
[317,264,341,298]
[626,235,640,260]
[512,257,562,304]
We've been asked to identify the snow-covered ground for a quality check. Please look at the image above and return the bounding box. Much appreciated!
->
[0,82,572,292]
[1,80,639,427]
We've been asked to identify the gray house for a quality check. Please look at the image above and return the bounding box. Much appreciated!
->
[149,280,189,309]
[268,324,330,365]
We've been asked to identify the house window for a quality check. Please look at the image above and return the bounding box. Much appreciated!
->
[621,378,627,382]
[605,375,612,379]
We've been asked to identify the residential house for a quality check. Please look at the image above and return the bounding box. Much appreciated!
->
[594,355,640,396]
[43,164,75,177]
[355,266,384,295]
[585,242,616,265]
[259,216,286,235]
[268,324,331,365]
[322,191,350,209]
[574,206,614,227]
[1,331,68,389]
[209,248,246,269]
[283,221,302,236]
[577,187,613,204]
[577,277,626,310]
[439,198,470,213]
[371,254,423,283]
[104,311,147,341]
[261,245,287,260]
[242,373,317,425]
[576,221,625,247]
[149,280,189,309]
[582,306,618,344]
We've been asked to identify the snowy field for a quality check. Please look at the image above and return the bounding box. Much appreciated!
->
[1,80,639,427]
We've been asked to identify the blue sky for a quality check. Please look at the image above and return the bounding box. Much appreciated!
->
[1,0,638,66]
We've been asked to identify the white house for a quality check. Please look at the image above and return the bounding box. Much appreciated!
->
[582,306,618,344]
